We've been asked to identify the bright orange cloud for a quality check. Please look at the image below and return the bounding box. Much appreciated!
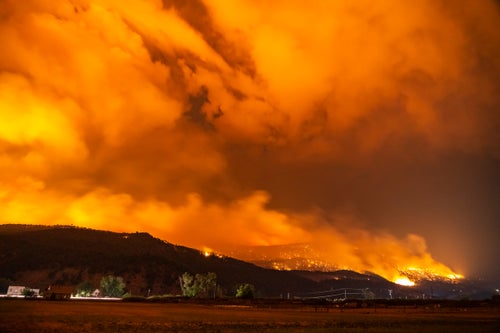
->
[1,0,499,283]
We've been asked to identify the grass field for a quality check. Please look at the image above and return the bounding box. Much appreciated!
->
[1,299,499,332]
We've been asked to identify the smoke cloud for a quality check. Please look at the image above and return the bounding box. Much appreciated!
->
[1,0,499,282]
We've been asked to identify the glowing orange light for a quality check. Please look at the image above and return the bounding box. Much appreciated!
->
[394,277,416,287]
[202,247,213,257]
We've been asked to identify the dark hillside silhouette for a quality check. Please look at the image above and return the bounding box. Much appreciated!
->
[0,225,318,296]
[0,224,493,299]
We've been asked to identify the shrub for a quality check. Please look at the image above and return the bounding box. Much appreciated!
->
[236,283,255,299]
[22,287,35,298]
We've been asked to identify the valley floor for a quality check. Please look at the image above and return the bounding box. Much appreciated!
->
[0,299,499,332]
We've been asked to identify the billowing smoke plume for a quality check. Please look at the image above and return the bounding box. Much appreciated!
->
[1,0,499,282]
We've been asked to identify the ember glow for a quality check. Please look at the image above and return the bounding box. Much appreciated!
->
[1,0,500,283]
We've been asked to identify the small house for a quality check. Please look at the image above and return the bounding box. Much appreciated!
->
[6,286,40,298]
[6,286,25,297]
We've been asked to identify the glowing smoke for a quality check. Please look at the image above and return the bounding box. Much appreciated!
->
[1,0,500,282]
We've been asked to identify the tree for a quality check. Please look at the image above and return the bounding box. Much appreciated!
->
[180,272,217,298]
[235,283,255,299]
[100,275,126,298]
[196,272,217,298]
[75,281,94,297]
[180,272,196,297]
[22,287,35,298]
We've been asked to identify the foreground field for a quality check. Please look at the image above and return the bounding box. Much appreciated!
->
[0,299,499,332]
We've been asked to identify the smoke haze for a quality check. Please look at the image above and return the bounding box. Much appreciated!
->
[1,0,499,282]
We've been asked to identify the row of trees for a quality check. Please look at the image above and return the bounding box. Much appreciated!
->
[73,273,255,299]
[180,272,217,298]
[75,275,126,298]
[180,272,256,299]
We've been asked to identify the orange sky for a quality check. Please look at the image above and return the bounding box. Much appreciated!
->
[1,0,499,283]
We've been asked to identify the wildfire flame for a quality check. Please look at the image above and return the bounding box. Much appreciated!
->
[202,247,213,257]
[224,236,464,285]
[394,277,415,287]
[1,0,496,285]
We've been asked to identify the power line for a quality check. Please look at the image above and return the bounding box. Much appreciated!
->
[296,288,369,300]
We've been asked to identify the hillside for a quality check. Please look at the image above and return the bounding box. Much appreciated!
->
[0,224,493,299]
[0,225,323,297]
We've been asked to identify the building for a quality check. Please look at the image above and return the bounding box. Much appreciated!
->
[6,286,40,297]
[44,285,75,300]
[6,286,25,297]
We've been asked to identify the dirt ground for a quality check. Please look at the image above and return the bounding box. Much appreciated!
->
[0,299,499,332]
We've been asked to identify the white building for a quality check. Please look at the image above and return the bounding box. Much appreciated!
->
[6,286,25,297]
[6,285,40,297]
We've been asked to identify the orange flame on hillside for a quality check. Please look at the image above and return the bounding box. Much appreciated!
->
[222,225,464,285]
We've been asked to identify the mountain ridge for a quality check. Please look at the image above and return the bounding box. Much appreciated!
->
[0,224,494,299]
[0,224,321,297]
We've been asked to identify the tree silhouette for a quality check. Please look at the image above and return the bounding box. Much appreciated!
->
[180,272,217,298]
[100,275,126,297]
[75,281,94,297]
[236,283,255,299]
